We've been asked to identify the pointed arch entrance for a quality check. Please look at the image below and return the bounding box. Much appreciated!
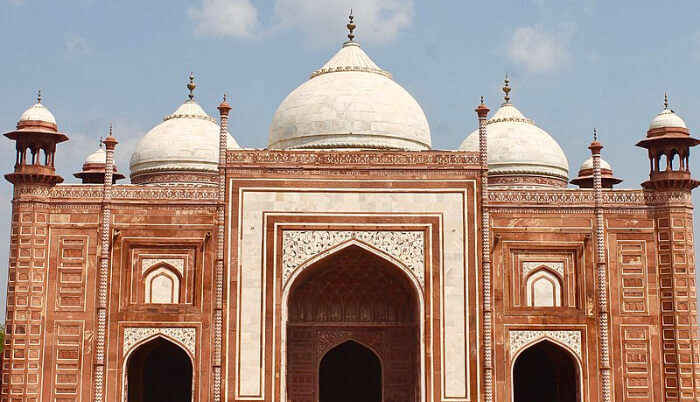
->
[125,337,193,402]
[285,244,421,402]
[512,340,580,402]
[320,340,382,402]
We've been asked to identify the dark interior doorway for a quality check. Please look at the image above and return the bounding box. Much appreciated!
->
[126,337,193,402]
[513,340,579,402]
[319,340,382,402]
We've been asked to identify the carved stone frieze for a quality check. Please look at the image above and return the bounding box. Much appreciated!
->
[489,189,691,206]
[522,262,564,277]
[123,327,196,357]
[509,330,582,360]
[226,149,480,167]
[282,230,424,287]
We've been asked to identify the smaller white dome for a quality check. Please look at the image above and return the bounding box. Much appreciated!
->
[579,156,611,171]
[649,108,687,129]
[129,99,240,182]
[459,102,569,185]
[19,102,56,125]
[85,147,107,164]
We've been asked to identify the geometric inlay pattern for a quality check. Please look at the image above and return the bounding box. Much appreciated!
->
[509,330,582,360]
[522,262,564,277]
[282,230,424,287]
[141,258,185,276]
[123,327,196,357]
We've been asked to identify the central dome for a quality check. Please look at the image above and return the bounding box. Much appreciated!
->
[268,38,431,151]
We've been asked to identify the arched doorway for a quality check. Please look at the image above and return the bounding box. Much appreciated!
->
[319,340,381,402]
[512,340,579,402]
[126,337,193,402]
[286,245,420,402]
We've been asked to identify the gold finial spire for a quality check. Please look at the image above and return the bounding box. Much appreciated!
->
[187,72,196,100]
[593,128,597,141]
[664,92,669,110]
[347,10,356,41]
[502,75,511,103]
[37,89,42,104]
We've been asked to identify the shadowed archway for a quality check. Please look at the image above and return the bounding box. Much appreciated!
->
[319,340,381,402]
[126,337,193,402]
[513,340,579,402]
[286,244,420,402]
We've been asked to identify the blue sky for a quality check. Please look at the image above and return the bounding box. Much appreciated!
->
[1,0,700,318]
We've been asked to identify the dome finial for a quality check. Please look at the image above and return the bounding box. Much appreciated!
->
[187,72,196,100]
[503,75,511,104]
[480,96,484,104]
[664,92,669,110]
[99,136,103,148]
[593,128,597,141]
[347,10,356,42]
[37,89,42,104]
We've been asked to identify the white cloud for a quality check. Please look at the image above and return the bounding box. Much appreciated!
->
[189,0,259,38]
[188,0,414,46]
[64,35,91,58]
[507,25,573,73]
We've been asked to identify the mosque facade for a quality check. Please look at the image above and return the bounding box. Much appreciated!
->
[2,18,700,402]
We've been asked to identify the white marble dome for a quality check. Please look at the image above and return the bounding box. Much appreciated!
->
[19,102,56,125]
[459,102,569,185]
[649,108,687,130]
[268,41,431,150]
[579,156,611,171]
[130,99,240,180]
[85,147,107,164]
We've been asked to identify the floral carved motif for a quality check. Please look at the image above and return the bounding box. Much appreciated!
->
[509,330,582,360]
[522,262,564,277]
[123,327,196,357]
[282,230,424,287]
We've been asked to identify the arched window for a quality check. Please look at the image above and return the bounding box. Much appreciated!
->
[525,269,562,307]
[144,266,181,304]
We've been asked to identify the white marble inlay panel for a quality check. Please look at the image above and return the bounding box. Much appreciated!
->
[282,230,424,286]
[142,258,185,276]
[522,261,564,277]
[509,330,581,360]
[236,188,471,400]
[123,327,196,357]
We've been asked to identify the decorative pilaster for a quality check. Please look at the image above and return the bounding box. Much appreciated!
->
[590,132,612,402]
[214,96,231,402]
[475,97,493,402]
[93,127,116,402]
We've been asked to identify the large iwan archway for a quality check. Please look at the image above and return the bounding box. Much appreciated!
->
[512,340,580,402]
[286,244,420,402]
[125,337,193,402]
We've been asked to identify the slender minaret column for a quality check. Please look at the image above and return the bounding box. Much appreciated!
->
[475,97,493,402]
[214,96,231,402]
[94,126,117,402]
[590,129,611,402]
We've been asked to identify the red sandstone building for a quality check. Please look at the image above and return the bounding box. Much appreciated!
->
[2,20,700,402]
